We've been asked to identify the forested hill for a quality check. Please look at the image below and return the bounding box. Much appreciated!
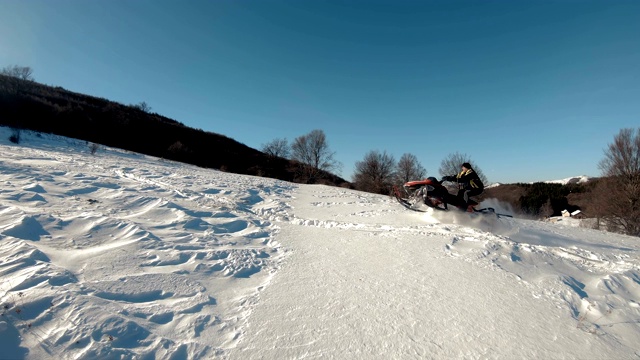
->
[0,74,348,186]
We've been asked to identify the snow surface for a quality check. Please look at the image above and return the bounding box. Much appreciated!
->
[1,127,639,359]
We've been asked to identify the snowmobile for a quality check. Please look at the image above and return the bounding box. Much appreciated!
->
[392,177,512,218]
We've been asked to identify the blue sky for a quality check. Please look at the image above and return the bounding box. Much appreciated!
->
[1,0,639,183]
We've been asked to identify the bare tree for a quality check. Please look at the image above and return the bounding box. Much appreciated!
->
[595,128,640,236]
[395,153,426,183]
[1,65,34,81]
[132,101,152,113]
[353,150,396,194]
[599,128,640,179]
[291,129,340,182]
[438,152,487,184]
[261,138,290,158]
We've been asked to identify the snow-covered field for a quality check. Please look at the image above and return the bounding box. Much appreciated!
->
[1,127,639,359]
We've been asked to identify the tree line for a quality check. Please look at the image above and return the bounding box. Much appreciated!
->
[264,127,640,237]
[264,135,489,194]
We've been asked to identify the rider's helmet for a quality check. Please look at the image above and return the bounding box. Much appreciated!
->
[427,177,439,184]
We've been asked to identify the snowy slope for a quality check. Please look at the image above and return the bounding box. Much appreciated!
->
[0,127,639,359]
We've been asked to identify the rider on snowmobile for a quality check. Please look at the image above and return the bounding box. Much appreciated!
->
[442,162,484,211]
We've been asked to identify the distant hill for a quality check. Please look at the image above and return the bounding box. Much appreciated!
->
[543,175,595,185]
[488,175,596,188]
[482,176,599,217]
[0,74,350,187]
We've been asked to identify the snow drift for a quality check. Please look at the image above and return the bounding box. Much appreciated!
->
[1,127,639,359]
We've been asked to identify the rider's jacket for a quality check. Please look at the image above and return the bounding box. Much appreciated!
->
[455,169,484,190]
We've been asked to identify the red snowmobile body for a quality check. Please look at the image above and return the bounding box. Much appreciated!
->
[396,179,454,210]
